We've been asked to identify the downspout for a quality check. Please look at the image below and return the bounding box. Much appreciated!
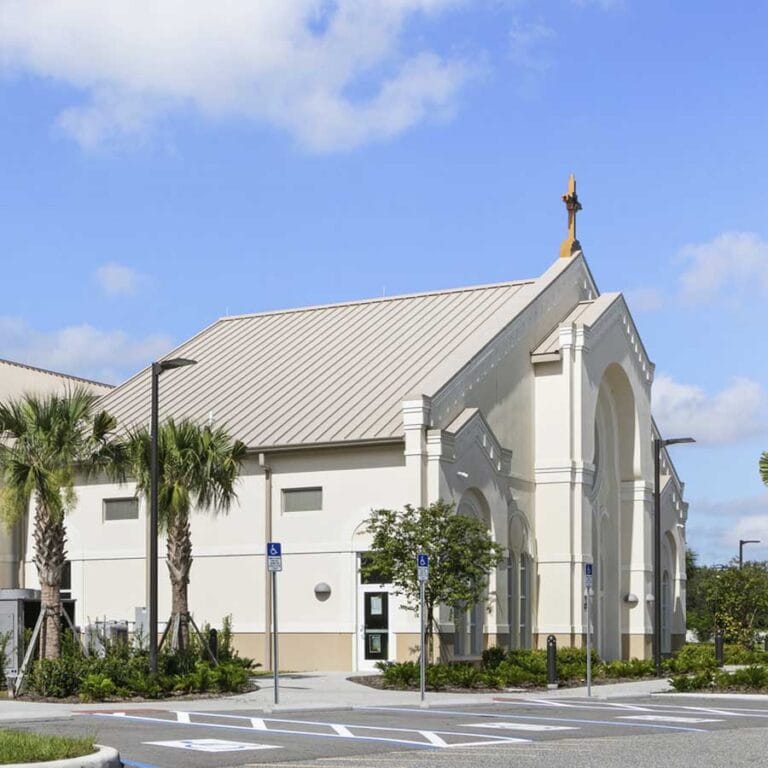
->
[259,453,272,671]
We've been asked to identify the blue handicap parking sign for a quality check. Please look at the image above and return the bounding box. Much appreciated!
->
[268,542,282,556]
[585,563,593,576]
[417,554,429,567]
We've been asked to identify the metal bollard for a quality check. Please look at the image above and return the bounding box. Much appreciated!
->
[714,629,724,667]
[547,634,558,689]
[209,628,219,663]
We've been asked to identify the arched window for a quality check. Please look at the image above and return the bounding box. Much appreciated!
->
[661,570,671,655]
[506,552,518,650]
[508,513,532,650]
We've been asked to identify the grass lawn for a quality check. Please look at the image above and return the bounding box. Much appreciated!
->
[0,731,95,764]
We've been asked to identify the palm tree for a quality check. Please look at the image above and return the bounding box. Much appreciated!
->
[761,451,768,488]
[0,388,122,659]
[127,419,245,649]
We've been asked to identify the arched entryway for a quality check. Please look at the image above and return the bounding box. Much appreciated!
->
[590,363,638,660]
[453,489,493,658]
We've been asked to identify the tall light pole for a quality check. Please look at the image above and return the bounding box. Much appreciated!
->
[653,436,694,676]
[149,357,197,674]
[739,539,760,569]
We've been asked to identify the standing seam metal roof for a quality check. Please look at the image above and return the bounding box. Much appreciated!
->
[99,280,535,448]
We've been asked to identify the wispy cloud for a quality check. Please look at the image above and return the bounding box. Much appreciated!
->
[0,1,472,152]
[677,231,768,306]
[688,494,768,565]
[627,231,768,312]
[0,317,173,383]
[94,262,145,297]
[509,19,556,74]
[653,374,768,445]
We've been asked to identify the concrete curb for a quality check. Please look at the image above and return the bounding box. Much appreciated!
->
[653,692,768,701]
[3,744,120,768]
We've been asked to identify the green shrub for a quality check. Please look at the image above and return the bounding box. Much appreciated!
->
[722,665,768,690]
[376,661,420,688]
[79,673,118,702]
[599,658,655,679]
[669,644,717,673]
[28,656,86,698]
[669,670,714,692]
[481,646,506,670]
[724,644,768,665]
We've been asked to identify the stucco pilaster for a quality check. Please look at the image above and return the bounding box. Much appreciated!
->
[402,396,431,507]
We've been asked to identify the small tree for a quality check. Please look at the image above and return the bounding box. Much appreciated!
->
[697,562,768,646]
[361,500,504,659]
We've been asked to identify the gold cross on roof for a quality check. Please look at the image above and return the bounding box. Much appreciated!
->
[559,174,583,258]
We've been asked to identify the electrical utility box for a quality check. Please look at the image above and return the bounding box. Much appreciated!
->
[0,589,76,678]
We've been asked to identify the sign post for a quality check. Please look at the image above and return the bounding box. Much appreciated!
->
[585,562,593,697]
[417,554,429,704]
[267,542,282,705]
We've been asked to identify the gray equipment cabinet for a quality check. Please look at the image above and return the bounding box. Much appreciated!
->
[0,589,76,678]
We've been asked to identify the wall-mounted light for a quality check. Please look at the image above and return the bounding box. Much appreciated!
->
[624,593,639,606]
[456,471,469,479]
[314,583,332,602]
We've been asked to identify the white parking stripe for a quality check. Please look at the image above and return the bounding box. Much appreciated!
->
[175,712,191,724]
[618,715,723,724]
[332,725,354,738]
[419,731,448,747]
[462,722,578,732]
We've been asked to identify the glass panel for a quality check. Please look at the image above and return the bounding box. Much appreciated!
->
[507,554,518,650]
[520,555,530,649]
[103,498,139,521]
[283,487,322,512]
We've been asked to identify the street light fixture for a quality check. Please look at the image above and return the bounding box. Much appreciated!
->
[739,539,761,569]
[653,435,695,676]
[149,357,197,674]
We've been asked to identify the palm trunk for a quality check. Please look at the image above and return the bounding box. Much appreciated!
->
[166,511,193,650]
[32,500,66,659]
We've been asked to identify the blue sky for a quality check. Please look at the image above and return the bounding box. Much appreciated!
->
[1,1,767,564]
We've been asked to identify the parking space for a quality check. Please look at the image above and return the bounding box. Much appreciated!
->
[8,695,768,767]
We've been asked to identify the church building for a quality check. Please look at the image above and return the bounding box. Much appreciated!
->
[7,178,689,671]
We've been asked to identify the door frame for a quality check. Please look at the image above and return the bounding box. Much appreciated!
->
[356,583,394,671]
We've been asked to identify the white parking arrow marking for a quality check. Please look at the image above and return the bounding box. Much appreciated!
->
[618,715,723,724]
[462,722,577,732]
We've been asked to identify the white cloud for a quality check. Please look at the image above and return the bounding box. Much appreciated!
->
[0,317,173,383]
[509,19,556,73]
[0,1,471,152]
[677,231,768,306]
[653,374,768,445]
[94,262,144,297]
[688,495,768,566]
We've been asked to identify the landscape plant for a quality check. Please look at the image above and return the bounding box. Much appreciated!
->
[0,389,123,659]
[362,500,504,657]
[124,419,246,649]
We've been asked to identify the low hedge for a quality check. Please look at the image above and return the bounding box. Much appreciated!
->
[376,643,768,691]
[22,626,258,700]
[670,665,768,692]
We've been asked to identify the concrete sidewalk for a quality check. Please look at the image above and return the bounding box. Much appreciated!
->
[0,673,676,722]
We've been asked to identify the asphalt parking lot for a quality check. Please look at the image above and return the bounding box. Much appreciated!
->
[7,695,768,767]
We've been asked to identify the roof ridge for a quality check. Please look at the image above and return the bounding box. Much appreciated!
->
[218,278,536,322]
[0,357,113,388]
